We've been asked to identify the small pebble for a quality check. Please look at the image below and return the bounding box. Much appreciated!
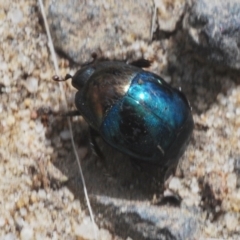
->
[60,130,71,140]
[20,207,28,217]
[0,216,6,227]
[224,213,238,232]
[190,177,200,193]
[226,173,237,191]
[24,77,38,93]
[6,115,15,126]
[74,218,99,240]
[168,177,182,192]
[20,226,34,240]
[3,233,16,240]
[24,98,32,108]
[7,8,23,24]
[38,189,46,200]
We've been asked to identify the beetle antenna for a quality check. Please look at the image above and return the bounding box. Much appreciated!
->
[81,52,98,67]
[52,75,64,82]
[65,73,73,80]
[52,74,73,82]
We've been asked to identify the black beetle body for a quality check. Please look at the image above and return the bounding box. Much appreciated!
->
[71,61,194,167]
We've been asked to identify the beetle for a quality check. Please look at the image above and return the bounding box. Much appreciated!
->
[55,59,194,168]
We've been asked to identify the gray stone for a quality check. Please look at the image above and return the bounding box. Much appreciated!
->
[184,0,240,70]
[46,0,153,63]
[154,0,187,32]
[92,196,202,240]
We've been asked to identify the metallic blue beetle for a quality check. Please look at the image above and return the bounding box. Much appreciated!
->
[66,60,194,167]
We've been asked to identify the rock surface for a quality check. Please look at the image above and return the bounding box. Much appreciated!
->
[45,0,153,64]
[92,196,202,240]
[184,0,240,70]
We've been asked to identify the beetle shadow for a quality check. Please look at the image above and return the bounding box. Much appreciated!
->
[44,113,171,203]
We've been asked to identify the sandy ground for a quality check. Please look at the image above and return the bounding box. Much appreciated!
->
[0,0,240,239]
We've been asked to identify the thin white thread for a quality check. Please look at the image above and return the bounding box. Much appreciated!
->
[150,2,157,41]
[38,1,98,239]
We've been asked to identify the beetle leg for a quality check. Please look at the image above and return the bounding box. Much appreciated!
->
[163,162,178,182]
[129,59,152,68]
[88,127,105,161]
[61,110,81,117]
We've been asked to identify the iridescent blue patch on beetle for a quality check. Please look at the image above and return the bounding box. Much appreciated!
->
[129,72,190,130]
[100,71,190,162]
